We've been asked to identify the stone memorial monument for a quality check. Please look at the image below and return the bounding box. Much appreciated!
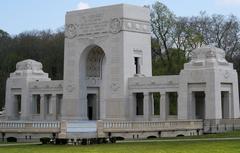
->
[0,4,239,140]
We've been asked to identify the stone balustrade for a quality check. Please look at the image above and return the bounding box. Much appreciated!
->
[0,120,204,137]
[102,120,203,132]
[204,119,240,133]
[0,121,25,128]
[0,121,60,133]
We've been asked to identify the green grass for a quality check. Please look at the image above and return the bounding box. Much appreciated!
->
[1,131,240,153]
[0,140,240,153]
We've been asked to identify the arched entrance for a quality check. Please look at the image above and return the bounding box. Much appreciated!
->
[80,45,105,120]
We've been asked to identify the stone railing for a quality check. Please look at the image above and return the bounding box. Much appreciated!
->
[101,120,203,132]
[204,119,240,133]
[0,121,60,133]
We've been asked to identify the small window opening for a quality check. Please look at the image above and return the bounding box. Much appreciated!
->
[134,57,140,74]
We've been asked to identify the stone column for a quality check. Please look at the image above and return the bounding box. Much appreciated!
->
[228,91,233,118]
[40,94,45,120]
[205,77,221,119]
[6,95,15,120]
[144,92,150,121]
[188,91,195,119]
[96,94,99,120]
[80,97,88,120]
[5,80,14,120]
[129,93,135,120]
[51,94,57,120]
[221,91,231,119]
[150,93,154,116]
[160,92,167,120]
[232,74,240,118]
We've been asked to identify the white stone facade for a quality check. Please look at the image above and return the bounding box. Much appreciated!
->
[5,59,63,121]
[2,4,240,139]
[128,46,239,121]
[62,4,152,121]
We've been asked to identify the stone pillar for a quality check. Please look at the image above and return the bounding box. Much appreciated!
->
[20,83,31,120]
[80,97,88,120]
[151,93,154,116]
[205,77,221,119]
[97,120,105,138]
[58,120,67,139]
[177,79,189,120]
[160,92,167,120]
[232,74,240,118]
[5,80,14,120]
[6,95,15,120]
[144,92,150,121]
[40,94,45,120]
[129,93,135,120]
[95,94,99,120]
[188,91,195,119]
[228,91,233,118]
[51,94,57,120]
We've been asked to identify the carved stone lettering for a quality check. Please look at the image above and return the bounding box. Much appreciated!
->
[79,13,108,35]
[65,12,151,39]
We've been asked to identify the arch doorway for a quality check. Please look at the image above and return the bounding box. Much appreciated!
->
[81,45,105,120]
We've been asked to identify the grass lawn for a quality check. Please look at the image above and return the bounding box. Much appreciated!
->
[0,140,240,153]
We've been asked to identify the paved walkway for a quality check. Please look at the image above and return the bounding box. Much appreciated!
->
[0,142,41,147]
[118,137,240,143]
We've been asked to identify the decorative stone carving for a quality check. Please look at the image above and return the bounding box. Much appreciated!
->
[127,22,132,28]
[224,71,230,79]
[11,59,50,78]
[111,83,120,92]
[16,59,42,71]
[66,84,74,92]
[193,61,204,66]
[90,78,97,85]
[135,23,140,30]
[122,19,150,34]
[65,18,150,39]
[86,46,105,77]
[110,18,122,34]
[187,46,231,68]
[29,81,63,91]
[206,50,216,58]
[65,24,77,39]
[25,63,32,70]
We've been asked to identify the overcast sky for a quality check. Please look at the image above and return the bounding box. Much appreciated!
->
[1,0,240,35]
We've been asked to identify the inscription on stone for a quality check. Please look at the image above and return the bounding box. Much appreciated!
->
[66,13,109,38]
[78,13,109,35]
[66,12,151,39]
